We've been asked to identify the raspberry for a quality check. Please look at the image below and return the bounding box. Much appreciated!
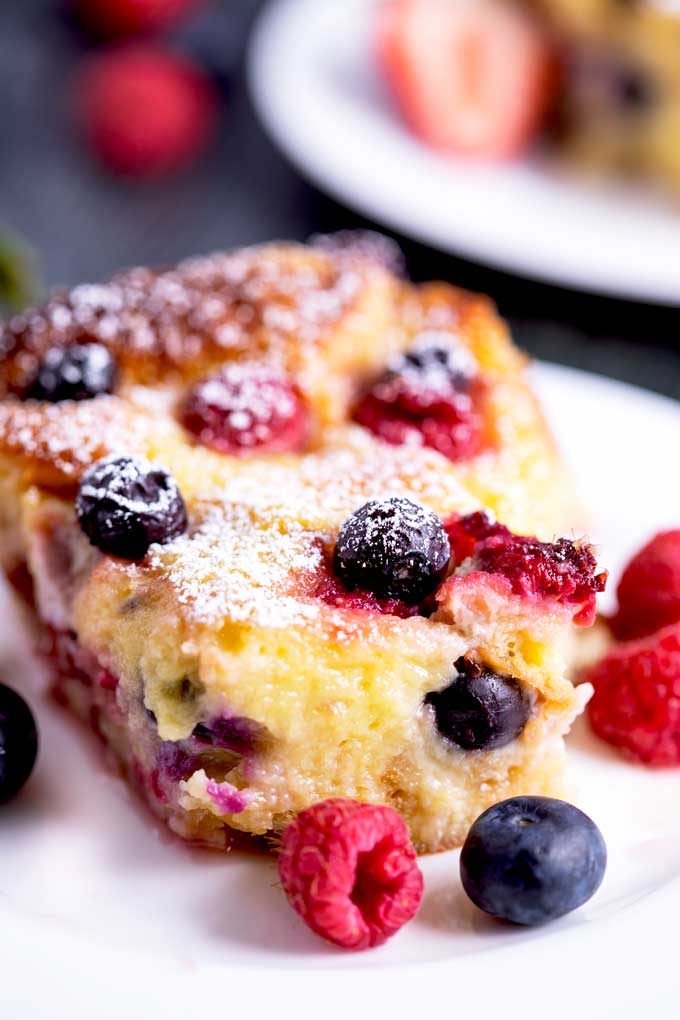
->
[444,509,503,563]
[444,511,607,624]
[181,364,309,455]
[75,46,218,177]
[611,530,680,641]
[353,338,483,462]
[586,624,680,765]
[72,0,202,38]
[315,573,420,619]
[278,798,423,949]
[355,392,482,461]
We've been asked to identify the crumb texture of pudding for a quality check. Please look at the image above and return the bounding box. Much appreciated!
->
[0,235,601,853]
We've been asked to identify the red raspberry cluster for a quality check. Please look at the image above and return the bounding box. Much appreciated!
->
[585,529,680,765]
[445,511,607,624]
[611,530,680,641]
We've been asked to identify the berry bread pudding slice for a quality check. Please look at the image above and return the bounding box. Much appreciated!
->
[0,236,604,852]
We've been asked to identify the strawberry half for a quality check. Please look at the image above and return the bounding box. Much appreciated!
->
[376,0,555,158]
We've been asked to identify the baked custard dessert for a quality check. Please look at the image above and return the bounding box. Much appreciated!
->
[0,235,605,852]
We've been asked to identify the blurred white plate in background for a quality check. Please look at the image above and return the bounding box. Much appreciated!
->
[249,0,680,305]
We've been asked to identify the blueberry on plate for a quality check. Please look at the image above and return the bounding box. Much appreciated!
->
[26,342,117,402]
[0,683,38,803]
[333,496,450,604]
[460,796,607,925]
[425,655,531,751]
[76,455,188,560]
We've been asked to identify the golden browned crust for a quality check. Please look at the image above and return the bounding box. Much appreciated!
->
[0,242,400,392]
[0,236,576,537]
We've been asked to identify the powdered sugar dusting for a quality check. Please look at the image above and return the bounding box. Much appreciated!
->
[201,429,478,528]
[145,502,325,628]
[134,436,475,630]
[383,332,477,399]
[0,397,173,482]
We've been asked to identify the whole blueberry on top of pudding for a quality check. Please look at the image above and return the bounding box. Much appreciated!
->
[25,342,117,402]
[333,496,450,604]
[76,454,188,560]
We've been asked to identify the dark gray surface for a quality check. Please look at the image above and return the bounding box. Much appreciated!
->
[1,0,678,399]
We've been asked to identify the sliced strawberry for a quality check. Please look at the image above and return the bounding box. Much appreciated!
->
[376,0,555,158]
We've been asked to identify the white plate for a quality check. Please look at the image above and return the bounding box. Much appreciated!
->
[248,0,680,305]
[3,364,680,1019]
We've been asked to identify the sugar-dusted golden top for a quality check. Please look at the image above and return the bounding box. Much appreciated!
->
[54,425,474,633]
[0,235,575,592]
[0,241,397,389]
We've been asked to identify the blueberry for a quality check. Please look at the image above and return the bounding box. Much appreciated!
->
[460,796,607,925]
[425,656,531,751]
[399,333,476,389]
[76,455,188,560]
[26,342,117,402]
[193,715,268,755]
[333,497,450,604]
[0,683,38,803]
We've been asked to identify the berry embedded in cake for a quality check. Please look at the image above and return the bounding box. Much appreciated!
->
[0,235,604,853]
[353,335,484,462]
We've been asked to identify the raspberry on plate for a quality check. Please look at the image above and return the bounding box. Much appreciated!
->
[72,0,202,38]
[278,798,423,949]
[586,623,680,765]
[376,0,555,157]
[75,45,218,177]
[611,529,680,640]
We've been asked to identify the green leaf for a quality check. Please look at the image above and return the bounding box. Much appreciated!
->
[0,230,42,315]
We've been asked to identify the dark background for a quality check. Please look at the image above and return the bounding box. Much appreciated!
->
[1,0,679,399]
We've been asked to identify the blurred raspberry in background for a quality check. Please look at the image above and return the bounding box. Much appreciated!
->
[71,0,204,38]
[75,45,218,176]
[67,0,227,178]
